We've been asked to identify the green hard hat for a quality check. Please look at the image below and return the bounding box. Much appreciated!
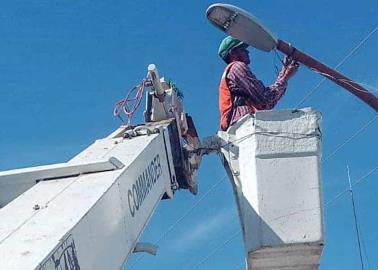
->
[218,36,248,61]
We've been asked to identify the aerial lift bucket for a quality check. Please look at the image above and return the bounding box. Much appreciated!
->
[218,108,324,269]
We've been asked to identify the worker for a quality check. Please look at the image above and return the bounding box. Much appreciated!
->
[218,36,299,130]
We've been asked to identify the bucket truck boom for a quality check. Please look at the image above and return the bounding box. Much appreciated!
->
[0,63,325,270]
[0,65,201,270]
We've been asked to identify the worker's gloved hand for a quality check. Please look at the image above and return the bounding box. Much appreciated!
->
[283,56,299,79]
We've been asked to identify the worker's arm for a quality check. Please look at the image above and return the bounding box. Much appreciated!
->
[227,61,295,109]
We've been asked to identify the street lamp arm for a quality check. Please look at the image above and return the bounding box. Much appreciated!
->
[276,39,378,112]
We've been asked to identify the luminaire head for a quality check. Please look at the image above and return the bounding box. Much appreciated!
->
[206,3,378,112]
[206,3,277,52]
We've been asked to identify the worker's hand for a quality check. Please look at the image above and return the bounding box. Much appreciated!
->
[283,56,299,80]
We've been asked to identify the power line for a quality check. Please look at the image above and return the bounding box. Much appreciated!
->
[154,176,226,243]
[201,108,374,162]
[266,165,378,224]
[126,175,227,270]
[129,102,375,269]
[186,163,378,270]
[218,110,375,161]
[325,165,378,207]
[167,26,378,270]
[217,113,376,165]
[190,230,241,270]
[232,262,245,270]
[322,115,378,162]
[308,68,378,95]
[130,127,318,269]
[186,116,377,269]
[295,25,378,108]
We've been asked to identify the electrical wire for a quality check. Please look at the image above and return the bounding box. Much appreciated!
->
[322,115,378,162]
[126,176,227,270]
[273,49,285,76]
[308,68,378,95]
[337,79,378,95]
[195,125,322,156]
[127,82,375,269]
[184,127,378,269]
[232,262,245,270]
[265,164,378,224]
[325,165,378,207]
[347,166,365,270]
[190,229,241,270]
[113,79,149,126]
[295,25,378,108]
[192,164,378,270]
[219,112,374,162]
[354,81,378,93]
[182,29,378,266]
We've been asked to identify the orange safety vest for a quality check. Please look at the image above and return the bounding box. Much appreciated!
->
[219,62,257,131]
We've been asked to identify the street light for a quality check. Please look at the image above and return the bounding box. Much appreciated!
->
[206,3,378,112]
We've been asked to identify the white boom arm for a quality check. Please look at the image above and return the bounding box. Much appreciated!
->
[0,120,197,270]
[0,65,201,270]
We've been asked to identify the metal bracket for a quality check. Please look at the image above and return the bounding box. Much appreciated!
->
[197,135,223,156]
[133,242,158,256]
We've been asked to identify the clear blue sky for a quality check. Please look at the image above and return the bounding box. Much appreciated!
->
[1,1,377,269]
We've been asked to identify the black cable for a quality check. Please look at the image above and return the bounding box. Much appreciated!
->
[347,166,365,270]
[273,49,284,76]
[176,164,378,270]
[358,222,371,270]
[127,111,375,269]
[189,116,376,269]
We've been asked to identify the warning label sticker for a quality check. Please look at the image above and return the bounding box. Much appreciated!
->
[38,235,81,270]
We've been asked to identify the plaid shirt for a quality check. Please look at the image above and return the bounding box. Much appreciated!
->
[226,61,289,126]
